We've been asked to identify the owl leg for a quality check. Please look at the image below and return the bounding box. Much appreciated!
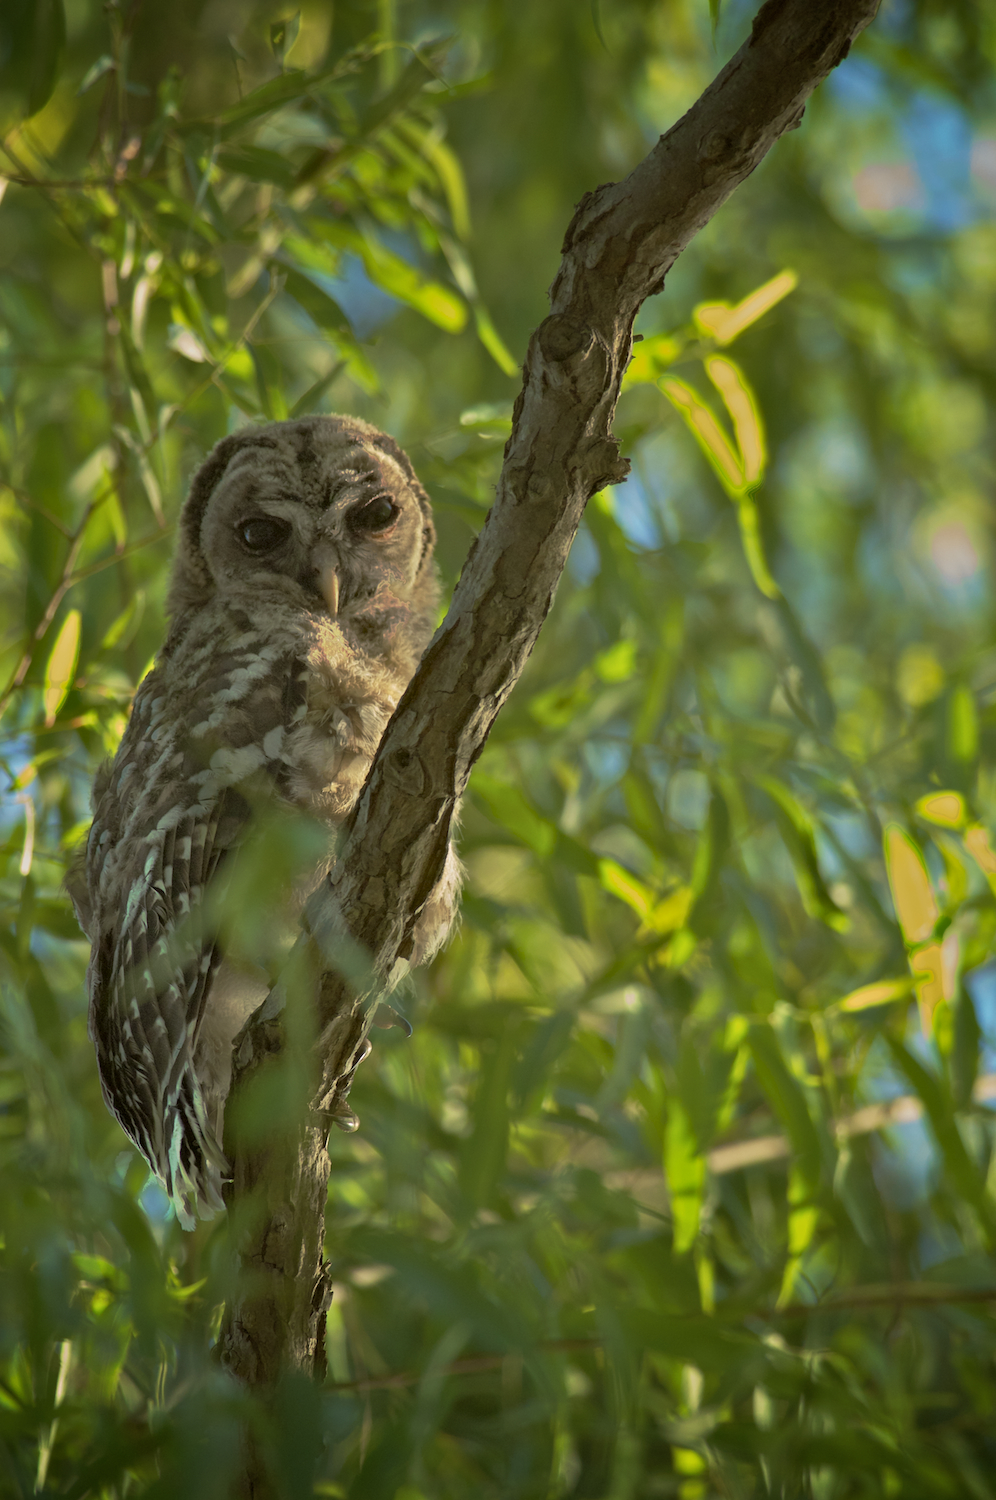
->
[408,844,463,967]
[193,958,271,1139]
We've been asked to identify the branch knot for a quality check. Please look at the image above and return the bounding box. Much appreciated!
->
[538,314,594,364]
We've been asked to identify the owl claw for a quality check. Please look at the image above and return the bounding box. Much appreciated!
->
[372,1002,413,1036]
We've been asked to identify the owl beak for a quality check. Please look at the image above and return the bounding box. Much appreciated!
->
[312,550,341,617]
[321,566,340,618]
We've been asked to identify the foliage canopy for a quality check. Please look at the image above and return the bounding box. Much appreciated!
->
[2,0,996,1495]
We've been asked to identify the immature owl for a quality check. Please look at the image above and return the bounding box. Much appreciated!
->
[70,415,459,1227]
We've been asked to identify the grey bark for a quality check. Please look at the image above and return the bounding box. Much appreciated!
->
[219,0,880,1480]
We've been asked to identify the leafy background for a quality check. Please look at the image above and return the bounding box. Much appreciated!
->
[2,0,996,1495]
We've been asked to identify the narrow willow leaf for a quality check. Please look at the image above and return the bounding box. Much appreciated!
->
[458,1032,516,1210]
[705,356,765,485]
[735,494,780,600]
[77,54,114,96]
[947,684,978,763]
[916,790,966,828]
[883,824,938,945]
[885,1035,995,1237]
[747,1024,824,1186]
[421,134,471,240]
[472,304,516,376]
[910,940,945,1037]
[665,1095,704,1253]
[837,977,913,1013]
[269,12,301,67]
[756,776,847,930]
[778,1163,821,1306]
[471,774,556,857]
[167,324,209,363]
[660,376,743,492]
[216,145,299,191]
[693,269,798,346]
[43,610,81,727]
[964,823,996,890]
[598,859,654,921]
[288,361,348,418]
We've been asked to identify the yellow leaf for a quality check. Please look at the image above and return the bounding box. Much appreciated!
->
[883,824,938,945]
[660,377,744,491]
[705,356,765,485]
[598,858,653,920]
[910,941,945,1037]
[838,977,913,1012]
[965,822,996,877]
[693,269,798,346]
[43,610,81,728]
[916,791,966,829]
[645,886,694,936]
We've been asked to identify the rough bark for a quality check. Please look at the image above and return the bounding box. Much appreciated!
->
[219,0,879,1477]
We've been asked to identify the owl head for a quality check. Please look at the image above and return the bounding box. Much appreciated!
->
[166,415,439,641]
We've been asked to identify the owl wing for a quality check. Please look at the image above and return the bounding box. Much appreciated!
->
[85,616,309,1226]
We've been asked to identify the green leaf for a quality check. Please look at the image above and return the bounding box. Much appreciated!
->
[755,776,848,931]
[471,774,556,857]
[459,1032,513,1206]
[0,0,65,123]
[281,267,351,333]
[216,145,299,191]
[269,12,301,68]
[885,1034,994,1238]
[747,1023,825,1188]
[665,1093,705,1253]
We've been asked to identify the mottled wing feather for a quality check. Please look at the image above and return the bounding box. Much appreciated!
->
[86,618,302,1225]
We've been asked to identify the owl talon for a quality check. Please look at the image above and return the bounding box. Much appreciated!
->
[373,1002,413,1036]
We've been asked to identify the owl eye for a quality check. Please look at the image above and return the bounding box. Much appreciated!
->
[237,516,291,554]
[349,495,399,535]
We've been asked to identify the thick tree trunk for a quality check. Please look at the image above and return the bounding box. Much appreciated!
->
[219,0,880,1483]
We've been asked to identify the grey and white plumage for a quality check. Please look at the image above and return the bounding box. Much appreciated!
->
[69,415,459,1227]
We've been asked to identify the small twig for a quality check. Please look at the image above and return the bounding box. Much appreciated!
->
[0,174,118,190]
[328,1287,996,1394]
[327,1339,601,1394]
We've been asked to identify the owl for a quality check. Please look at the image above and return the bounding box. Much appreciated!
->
[69,415,460,1228]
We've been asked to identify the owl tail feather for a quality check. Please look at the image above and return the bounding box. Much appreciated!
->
[162,1085,229,1231]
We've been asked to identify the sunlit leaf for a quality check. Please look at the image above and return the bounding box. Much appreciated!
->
[269,12,301,68]
[883,824,938,945]
[837,977,913,1012]
[756,776,848,930]
[947,684,978,763]
[910,940,946,1037]
[660,376,744,492]
[704,356,765,485]
[167,324,209,363]
[42,609,81,727]
[665,1094,704,1253]
[693,269,798,346]
[916,791,966,829]
[964,823,996,886]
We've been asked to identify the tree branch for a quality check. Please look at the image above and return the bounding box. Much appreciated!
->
[218,0,880,1433]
